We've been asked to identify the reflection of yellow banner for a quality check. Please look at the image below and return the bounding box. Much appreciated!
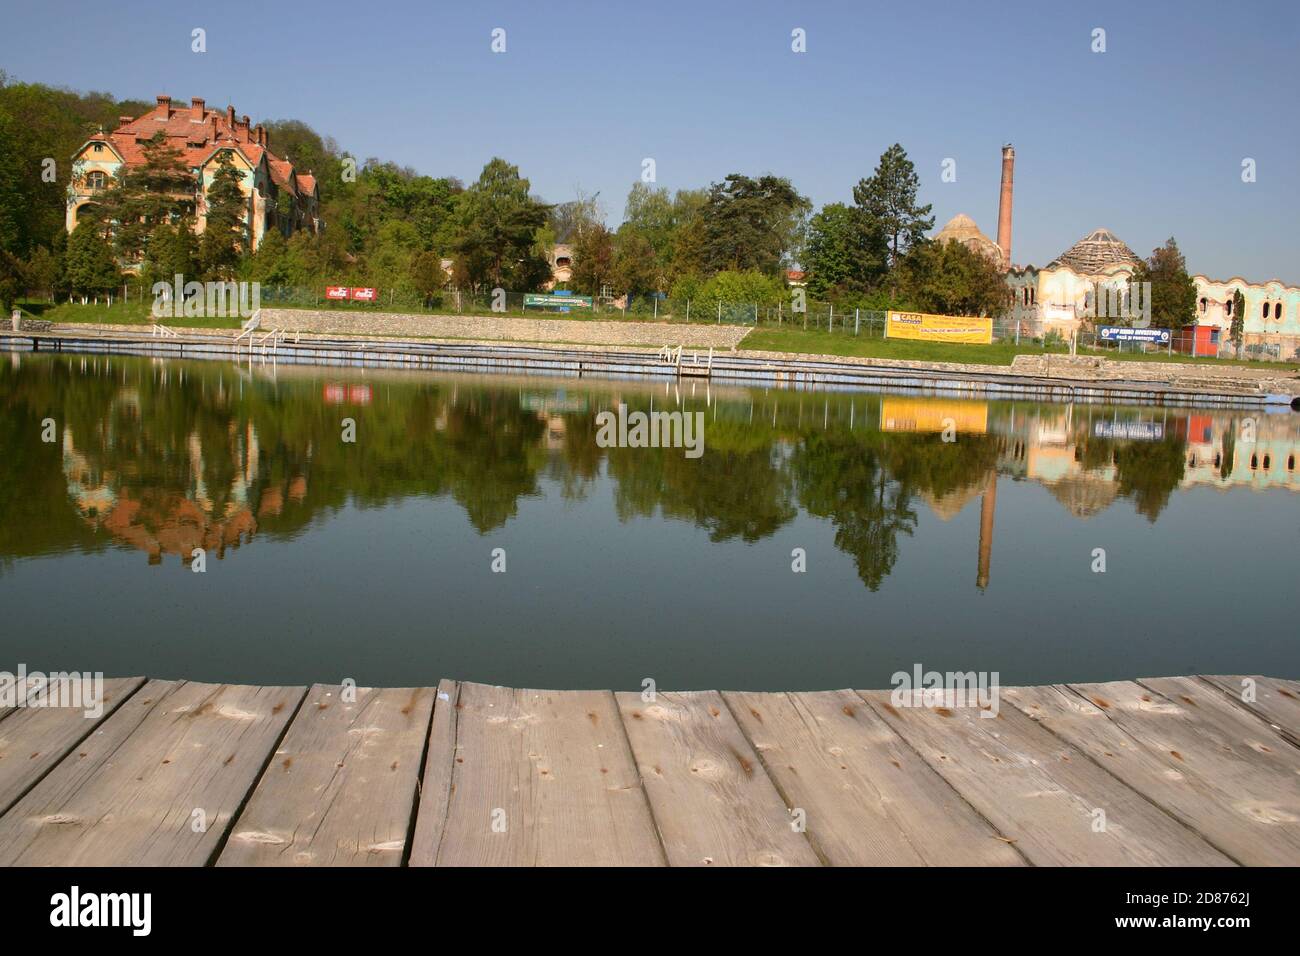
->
[886,310,992,344]
[880,398,988,434]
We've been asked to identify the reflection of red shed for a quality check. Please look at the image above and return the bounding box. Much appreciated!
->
[1174,324,1220,357]
[1186,414,1213,443]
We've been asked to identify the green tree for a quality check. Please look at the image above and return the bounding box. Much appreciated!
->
[895,239,1007,316]
[853,144,934,272]
[449,158,550,290]
[410,251,446,303]
[198,152,248,279]
[97,132,196,265]
[246,228,291,286]
[151,221,200,287]
[570,223,615,296]
[22,245,59,300]
[700,269,786,305]
[1132,238,1196,330]
[701,174,809,275]
[0,250,20,313]
[0,79,150,257]
[1229,288,1246,358]
[63,219,119,297]
[611,228,659,296]
[803,202,887,298]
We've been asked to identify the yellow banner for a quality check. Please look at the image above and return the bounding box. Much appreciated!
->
[886,310,993,344]
[880,398,988,434]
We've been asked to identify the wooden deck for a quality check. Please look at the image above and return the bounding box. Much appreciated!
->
[0,675,1296,866]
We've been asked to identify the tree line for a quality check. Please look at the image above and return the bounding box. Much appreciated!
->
[0,74,1199,330]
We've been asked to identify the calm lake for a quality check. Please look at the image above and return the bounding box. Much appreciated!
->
[1,352,1297,690]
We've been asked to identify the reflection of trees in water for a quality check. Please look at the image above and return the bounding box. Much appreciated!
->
[606,419,796,543]
[0,357,1201,585]
[1070,430,1188,523]
[793,431,915,591]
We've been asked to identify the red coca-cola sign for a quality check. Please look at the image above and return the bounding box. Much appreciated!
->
[350,287,378,301]
[325,286,349,300]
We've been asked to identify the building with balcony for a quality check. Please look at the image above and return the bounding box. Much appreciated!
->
[66,95,321,263]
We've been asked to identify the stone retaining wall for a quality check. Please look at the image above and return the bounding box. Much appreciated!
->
[260,309,750,349]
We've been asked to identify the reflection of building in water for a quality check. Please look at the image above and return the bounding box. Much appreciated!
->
[61,401,310,565]
[901,400,1299,590]
[1178,413,1300,492]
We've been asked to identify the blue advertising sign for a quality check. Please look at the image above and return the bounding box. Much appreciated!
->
[1093,420,1165,441]
[1098,326,1170,344]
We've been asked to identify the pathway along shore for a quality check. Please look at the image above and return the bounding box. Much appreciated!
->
[4,318,1300,408]
[0,675,1296,866]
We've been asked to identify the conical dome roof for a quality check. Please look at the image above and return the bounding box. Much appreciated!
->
[934,214,1004,269]
[1049,228,1142,274]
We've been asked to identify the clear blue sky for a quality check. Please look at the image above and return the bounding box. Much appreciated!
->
[4,0,1297,282]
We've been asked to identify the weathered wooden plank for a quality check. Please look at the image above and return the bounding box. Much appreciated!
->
[0,677,144,817]
[408,679,459,866]
[217,685,434,866]
[0,681,303,866]
[858,689,1235,866]
[727,689,1025,866]
[1199,675,1300,747]
[416,682,665,866]
[615,690,819,866]
[1007,681,1300,865]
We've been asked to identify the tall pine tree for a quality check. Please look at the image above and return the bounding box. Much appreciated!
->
[199,151,248,279]
[98,132,196,265]
[64,219,119,297]
[853,144,934,273]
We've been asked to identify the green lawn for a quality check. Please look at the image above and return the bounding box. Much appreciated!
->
[739,328,1054,365]
[741,326,1299,371]
[19,299,1298,373]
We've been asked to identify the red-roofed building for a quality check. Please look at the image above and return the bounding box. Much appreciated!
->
[66,95,321,264]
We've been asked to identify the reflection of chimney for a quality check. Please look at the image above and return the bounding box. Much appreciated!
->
[977,472,997,590]
[997,145,1014,268]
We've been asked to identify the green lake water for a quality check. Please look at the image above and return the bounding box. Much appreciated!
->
[1,352,1296,690]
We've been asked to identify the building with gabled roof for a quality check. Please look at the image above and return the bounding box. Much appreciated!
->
[66,95,321,263]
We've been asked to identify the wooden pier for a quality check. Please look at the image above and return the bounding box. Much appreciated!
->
[0,675,1296,866]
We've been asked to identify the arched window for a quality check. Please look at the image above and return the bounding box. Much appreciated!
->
[1262,303,1269,319]
[1199,297,1207,312]
[1263,454,1271,470]
[1250,454,1258,470]
[1226,299,1233,316]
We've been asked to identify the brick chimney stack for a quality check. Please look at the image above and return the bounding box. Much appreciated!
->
[996,144,1015,268]
[226,105,236,128]
[156,94,172,116]
[254,124,266,147]
[190,97,205,120]
[117,116,133,129]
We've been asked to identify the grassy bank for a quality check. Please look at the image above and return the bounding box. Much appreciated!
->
[740,326,1297,370]
[18,299,1297,373]
[740,328,1053,365]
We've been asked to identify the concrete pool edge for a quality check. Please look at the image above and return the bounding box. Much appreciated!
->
[4,326,1299,409]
